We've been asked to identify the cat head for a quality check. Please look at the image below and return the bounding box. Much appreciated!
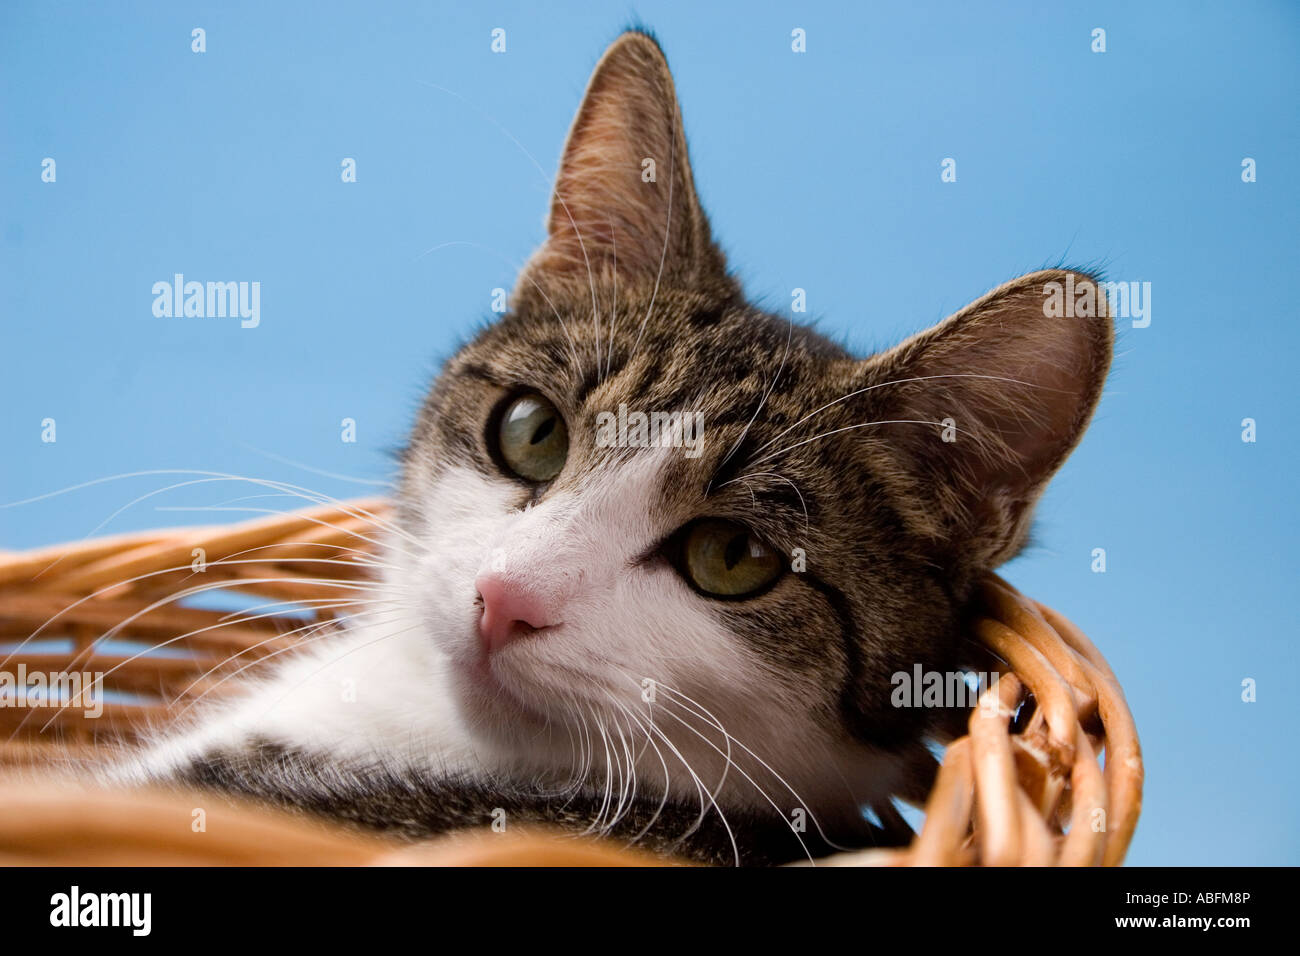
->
[394,32,1111,832]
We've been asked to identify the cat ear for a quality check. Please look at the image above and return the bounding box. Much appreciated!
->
[519,31,729,292]
[855,269,1113,569]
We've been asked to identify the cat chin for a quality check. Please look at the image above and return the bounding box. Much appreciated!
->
[445,647,565,735]
[430,632,899,827]
[401,569,887,820]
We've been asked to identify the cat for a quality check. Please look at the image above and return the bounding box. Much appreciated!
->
[112,30,1112,865]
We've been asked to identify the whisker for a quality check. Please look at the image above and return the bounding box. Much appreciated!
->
[742,418,958,475]
[602,692,672,847]
[24,586,402,738]
[747,372,1053,462]
[647,694,817,863]
[170,599,403,704]
[1,470,418,554]
[238,444,394,487]
[598,674,738,863]
[583,711,615,836]
[719,471,810,530]
[148,495,423,557]
[606,703,638,833]
[638,710,739,865]
[0,552,391,675]
[648,680,854,855]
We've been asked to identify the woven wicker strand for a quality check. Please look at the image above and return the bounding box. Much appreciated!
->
[0,500,1142,866]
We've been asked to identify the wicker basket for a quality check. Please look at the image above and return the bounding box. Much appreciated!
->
[0,499,1142,866]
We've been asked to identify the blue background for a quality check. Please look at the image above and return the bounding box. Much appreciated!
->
[2,1,1297,865]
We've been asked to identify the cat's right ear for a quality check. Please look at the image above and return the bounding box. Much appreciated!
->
[850,269,1113,571]
[517,31,730,295]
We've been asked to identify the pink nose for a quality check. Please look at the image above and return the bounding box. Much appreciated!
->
[475,572,559,652]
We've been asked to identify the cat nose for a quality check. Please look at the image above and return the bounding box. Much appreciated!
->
[475,572,560,652]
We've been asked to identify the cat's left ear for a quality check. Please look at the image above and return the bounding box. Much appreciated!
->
[518,31,731,293]
[852,269,1113,570]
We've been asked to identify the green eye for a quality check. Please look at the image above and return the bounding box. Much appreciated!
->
[496,392,568,482]
[680,519,783,599]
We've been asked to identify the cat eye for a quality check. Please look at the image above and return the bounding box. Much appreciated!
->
[678,519,783,599]
[495,392,569,483]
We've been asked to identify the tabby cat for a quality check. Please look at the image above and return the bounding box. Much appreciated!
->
[120,30,1112,865]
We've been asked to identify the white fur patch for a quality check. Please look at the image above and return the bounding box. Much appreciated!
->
[132,450,896,831]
